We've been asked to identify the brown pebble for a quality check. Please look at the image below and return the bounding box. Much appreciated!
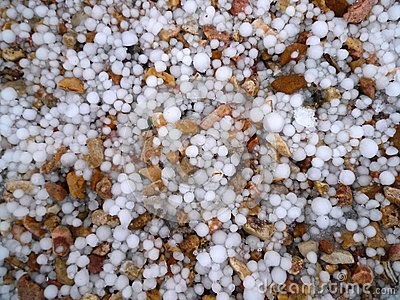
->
[293,223,308,237]
[88,254,105,274]
[52,225,73,257]
[335,184,353,206]
[319,239,334,254]
[179,234,200,254]
[45,182,68,201]
[129,212,153,230]
[271,74,307,94]
[23,216,46,238]
[325,0,349,17]
[344,0,378,23]
[203,25,230,45]
[359,77,376,99]
[279,43,307,65]
[66,171,86,200]
[351,264,374,284]
[17,274,45,300]
[58,77,85,93]
[230,0,249,15]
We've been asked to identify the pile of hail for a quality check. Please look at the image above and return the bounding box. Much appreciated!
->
[1,0,400,299]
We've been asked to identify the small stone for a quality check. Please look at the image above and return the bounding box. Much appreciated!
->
[179,234,200,254]
[344,0,378,23]
[246,134,259,152]
[141,137,161,162]
[252,19,277,36]
[107,70,122,85]
[95,176,112,200]
[383,187,400,206]
[388,244,400,261]
[341,230,359,249]
[55,257,74,285]
[175,119,199,135]
[143,180,164,197]
[203,25,230,45]
[271,75,307,94]
[271,134,292,157]
[58,77,85,94]
[229,257,251,280]
[326,0,349,16]
[139,165,162,182]
[367,222,387,248]
[44,214,61,232]
[230,0,249,15]
[41,146,68,173]
[241,76,260,97]
[91,210,119,227]
[298,240,319,257]
[168,0,180,9]
[243,216,276,240]
[335,184,353,206]
[357,184,382,199]
[323,53,341,73]
[359,77,376,99]
[52,225,73,257]
[321,250,355,264]
[293,223,308,237]
[81,294,100,300]
[146,289,161,300]
[144,67,176,87]
[381,205,399,228]
[92,242,111,256]
[346,37,364,59]
[5,180,34,193]
[17,274,45,300]
[151,113,167,128]
[23,216,46,238]
[87,138,104,168]
[319,240,334,254]
[63,32,77,48]
[314,181,329,196]
[200,104,232,130]
[1,47,25,61]
[45,182,68,201]
[88,254,104,274]
[128,212,153,230]
[351,264,374,284]
[66,172,86,200]
[288,256,304,275]
[120,261,142,280]
[158,25,180,41]
[280,43,307,65]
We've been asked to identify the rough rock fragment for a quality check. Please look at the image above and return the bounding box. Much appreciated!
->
[23,216,46,238]
[2,47,25,61]
[45,182,68,201]
[326,0,349,17]
[288,256,304,275]
[383,187,400,206]
[144,67,176,87]
[388,244,400,261]
[52,225,73,257]
[243,217,275,240]
[58,77,85,93]
[158,25,180,41]
[143,180,164,197]
[175,119,199,135]
[359,77,376,99]
[335,184,353,206]
[367,222,387,248]
[241,76,260,97]
[87,138,104,168]
[151,113,167,128]
[319,240,334,254]
[139,165,162,182]
[346,37,364,59]
[141,137,161,162]
[200,104,232,130]
[44,214,61,232]
[229,257,250,280]
[41,146,68,173]
[351,264,374,284]
[16,274,45,300]
[344,0,378,23]
[66,171,86,200]
[5,180,33,193]
[252,19,277,36]
[129,212,153,230]
[55,257,74,285]
[271,75,307,94]
[88,254,105,274]
[230,0,249,15]
[95,176,112,200]
[203,25,230,44]
[298,240,319,257]
[120,261,142,280]
[179,234,200,254]
[271,134,292,157]
[92,242,111,256]
[381,205,399,228]
[321,250,355,264]
[280,43,307,65]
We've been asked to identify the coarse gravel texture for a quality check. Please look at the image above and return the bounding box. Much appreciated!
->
[0,0,400,299]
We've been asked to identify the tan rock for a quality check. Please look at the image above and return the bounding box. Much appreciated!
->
[321,250,354,264]
[229,257,250,280]
[2,47,25,61]
[52,225,73,257]
[16,274,44,300]
[243,216,275,240]
[87,138,104,168]
[384,187,400,206]
[45,182,68,201]
[200,104,232,130]
[58,77,85,94]
[66,171,86,200]
[271,74,307,94]
[55,257,74,285]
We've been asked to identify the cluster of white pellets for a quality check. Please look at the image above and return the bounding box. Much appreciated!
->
[0,0,400,299]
